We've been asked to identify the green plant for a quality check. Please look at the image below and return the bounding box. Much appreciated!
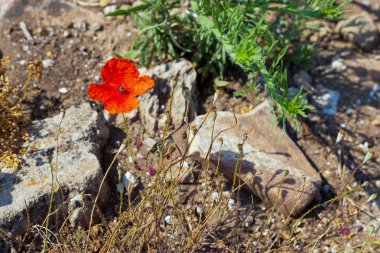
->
[107,0,349,127]
[17,88,378,252]
[109,1,196,67]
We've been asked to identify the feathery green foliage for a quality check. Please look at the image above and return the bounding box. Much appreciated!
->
[106,0,349,126]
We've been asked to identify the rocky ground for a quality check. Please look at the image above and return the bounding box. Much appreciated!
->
[0,0,380,252]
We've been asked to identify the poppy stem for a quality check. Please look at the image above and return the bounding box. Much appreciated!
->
[122,113,135,165]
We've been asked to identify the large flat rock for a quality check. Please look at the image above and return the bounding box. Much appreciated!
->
[189,100,321,216]
[0,103,110,236]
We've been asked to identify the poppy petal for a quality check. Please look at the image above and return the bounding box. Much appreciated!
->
[104,96,139,115]
[88,84,118,102]
[130,75,155,96]
[101,58,139,86]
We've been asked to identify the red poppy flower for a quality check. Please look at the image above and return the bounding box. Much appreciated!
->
[88,58,154,114]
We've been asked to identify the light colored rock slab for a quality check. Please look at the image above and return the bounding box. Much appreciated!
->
[138,59,198,135]
[188,100,321,216]
[336,14,380,51]
[0,103,110,235]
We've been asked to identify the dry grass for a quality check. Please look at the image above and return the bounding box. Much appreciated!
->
[0,57,42,169]
[1,62,378,252]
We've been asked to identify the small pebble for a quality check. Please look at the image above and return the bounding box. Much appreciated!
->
[58,87,68,94]
[42,59,54,68]
[331,59,347,72]
[63,30,71,38]
[73,21,87,30]
[91,23,103,32]
[369,84,379,99]
[80,46,88,55]
[358,141,369,151]
[71,194,84,202]
[322,184,330,193]
[244,216,254,228]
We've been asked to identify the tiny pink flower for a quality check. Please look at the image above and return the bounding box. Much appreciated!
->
[147,166,156,176]
[340,227,350,236]
[135,138,142,149]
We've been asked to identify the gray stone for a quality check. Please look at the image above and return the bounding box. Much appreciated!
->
[188,100,321,216]
[139,59,198,135]
[91,23,104,33]
[293,70,314,91]
[0,103,110,235]
[336,14,380,51]
[313,87,341,116]
[0,0,73,20]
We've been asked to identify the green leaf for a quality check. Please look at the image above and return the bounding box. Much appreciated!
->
[214,78,231,87]
[122,50,140,60]
[272,45,288,69]
[233,90,248,98]
[369,241,380,246]
[104,4,151,17]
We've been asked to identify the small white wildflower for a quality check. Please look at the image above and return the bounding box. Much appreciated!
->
[363,151,374,164]
[228,198,235,206]
[359,141,369,151]
[71,194,84,202]
[367,193,377,203]
[128,156,133,164]
[125,171,137,184]
[164,215,172,224]
[335,130,345,144]
[195,205,202,215]
[211,192,219,202]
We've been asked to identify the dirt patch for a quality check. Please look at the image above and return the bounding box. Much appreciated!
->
[1,0,380,252]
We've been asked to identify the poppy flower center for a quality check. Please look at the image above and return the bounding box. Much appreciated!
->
[118,85,130,96]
